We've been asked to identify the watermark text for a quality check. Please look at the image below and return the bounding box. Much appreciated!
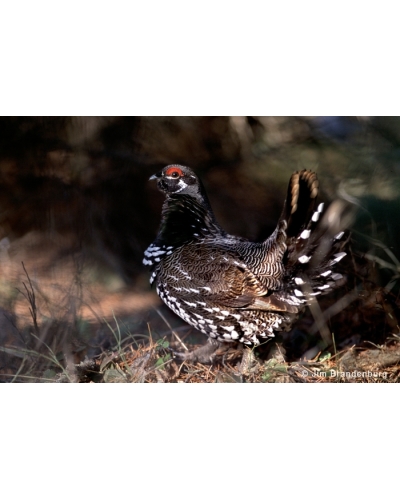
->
[301,369,387,379]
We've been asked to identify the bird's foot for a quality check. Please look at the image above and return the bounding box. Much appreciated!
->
[170,339,229,365]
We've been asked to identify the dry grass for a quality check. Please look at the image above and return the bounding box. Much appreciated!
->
[1,287,399,383]
[52,333,400,383]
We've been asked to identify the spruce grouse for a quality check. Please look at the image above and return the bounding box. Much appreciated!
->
[144,165,348,361]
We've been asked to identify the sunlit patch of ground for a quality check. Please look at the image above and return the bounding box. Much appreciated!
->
[0,232,163,377]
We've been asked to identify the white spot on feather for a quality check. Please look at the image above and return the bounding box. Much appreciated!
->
[183,300,197,307]
[145,250,166,257]
[221,325,235,332]
[300,229,311,239]
[312,211,320,222]
[333,252,346,262]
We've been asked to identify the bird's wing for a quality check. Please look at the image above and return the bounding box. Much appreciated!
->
[166,243,300,313]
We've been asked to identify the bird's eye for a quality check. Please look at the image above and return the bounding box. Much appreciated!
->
[165,166,183,178]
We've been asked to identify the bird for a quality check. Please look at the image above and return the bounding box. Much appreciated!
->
[143,164,349,363]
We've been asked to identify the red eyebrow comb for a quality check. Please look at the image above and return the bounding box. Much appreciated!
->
[165,166,183,177]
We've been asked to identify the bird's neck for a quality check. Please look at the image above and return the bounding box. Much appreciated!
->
[154,194,224,248]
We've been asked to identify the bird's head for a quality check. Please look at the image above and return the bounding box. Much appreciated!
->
[149,165,200,196]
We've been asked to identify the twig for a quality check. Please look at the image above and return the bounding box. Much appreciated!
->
[302,284,332,347]
[309,286,361,335]
[16,262,40,337]
[153,307,189,351]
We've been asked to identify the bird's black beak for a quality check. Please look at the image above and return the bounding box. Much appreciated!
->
[149,171,162,181]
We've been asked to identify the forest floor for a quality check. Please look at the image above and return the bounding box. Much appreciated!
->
[62,333,400,383]
[1,233,399,383]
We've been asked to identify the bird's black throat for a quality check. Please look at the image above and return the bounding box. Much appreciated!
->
[153,194,224,249]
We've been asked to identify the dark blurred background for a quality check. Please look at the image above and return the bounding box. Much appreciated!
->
[1,117,399,368]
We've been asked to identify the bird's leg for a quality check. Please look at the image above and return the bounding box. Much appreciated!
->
[171,338,227,364]
[237,345,258,375]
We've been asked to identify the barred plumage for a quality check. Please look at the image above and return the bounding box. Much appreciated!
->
[144,165,348,355]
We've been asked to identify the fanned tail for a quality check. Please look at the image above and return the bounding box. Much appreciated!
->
[273,170,353,305]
